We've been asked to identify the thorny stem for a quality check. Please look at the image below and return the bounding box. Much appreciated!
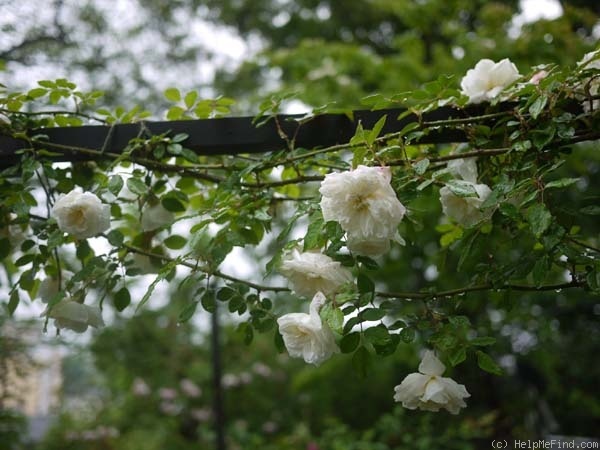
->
[122,243,586,299]
[0,108,108,124]
[376,280,585,300]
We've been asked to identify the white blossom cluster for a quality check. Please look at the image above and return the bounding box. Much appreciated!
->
[42,56,580,413]
[439,158,494,228]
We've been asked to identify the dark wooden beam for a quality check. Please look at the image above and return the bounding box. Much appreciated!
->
[0,106,480,168]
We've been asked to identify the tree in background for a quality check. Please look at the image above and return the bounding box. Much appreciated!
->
[1,1,599,449]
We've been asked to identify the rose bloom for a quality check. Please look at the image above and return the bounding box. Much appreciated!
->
[38,270,74,303]
[319,165,406,253]
[44,299,104,333]
[394,350,470,414]
[460,58,520,104]
[277,292,339,366]
[141,202,175,231]
[52,190,110,239]
[447,157,478,184]
[279,250,352,298]
[439,182,492,228]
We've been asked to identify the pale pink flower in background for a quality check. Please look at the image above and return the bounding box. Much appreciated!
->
[252,362,273,377]
[158,387,178,401]
[180,378,202,398]
[277,292,339,366]
[319,165,406,256]
[191,408,212,422]
[394,350,470,414]
[159,401,179,416]
[43,299,104,333]
[439,182,493,228]
[279,250,352,298]
[222,374,240,388]
[51,190,110,239]
[141,202,175,231]
[132,377,151,396]
[460,58,520,104]
[447,157,478,184]
[529,70,549,85]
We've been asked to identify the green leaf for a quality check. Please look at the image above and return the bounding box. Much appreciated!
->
[15,254,35,266]
[166,106,185,120]
[528,95,547,119]
[184,91,198,109]
[476,351,503,376]
[340,332,361,353]
[527,203,552,237]
[320,303,344,334]
[164,235,187,250]
[161,196,186,212]
[106,229,124,247]
[126,177,148,196]
[0,238,10,260]
[446,179,478,198]
[448,346,467,367]
[357,255,378,270]
[8,291,19,315]
[179,301,199,322]
[545,178,579,189]
[448,315,471,328]
[107,175,124,196]
[27,88,47,99]
[470,336,496,346]
[364,324,390,345]
[164,87,181,102]
[399,327,415,343]
[113,287,131,312]
[303,213,325,250]
[201,290,216,313]
[352,346,372,378]
[136,261,176,312]
[357,273,375,295]
[359,307,384,321]
[38,80,56,88]
[412,158,430,175]
[532,255,550,287]
[580,205,600,215]
[367,115,387,146]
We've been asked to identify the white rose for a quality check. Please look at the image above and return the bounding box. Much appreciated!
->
[51,190,110,239]
[394,350,470,414]
[439,182,493,228]
[577,50,600,112]
[319,165,406,253]
[447,157,478,184]
[277,292,340,366]
[38,270,74,303]
[279,250,353,298]
[44,299,104,333]
[460,58,520,104]
[141,202,175,231]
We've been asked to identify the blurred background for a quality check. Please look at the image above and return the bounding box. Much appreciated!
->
[1,0,600,449]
